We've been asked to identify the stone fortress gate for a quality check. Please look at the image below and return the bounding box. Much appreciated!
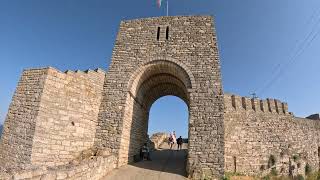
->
[94,15,225,177]
[1,16,320,180]
[0,16,225,178]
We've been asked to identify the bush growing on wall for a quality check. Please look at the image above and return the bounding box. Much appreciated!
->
[271,167,278,176]
[295,174,304,180]
[305,163,312,175]
[293,155,300,162]
[268,155,276,168]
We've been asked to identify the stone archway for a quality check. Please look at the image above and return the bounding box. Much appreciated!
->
[118,60,193,165]
[94,16,225,179]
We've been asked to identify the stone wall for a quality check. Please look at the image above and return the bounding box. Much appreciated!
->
[224,93,320,177]
[0,69,48,168]
[0,154,116,180]
[117,91,149,165]
[1,15,319,179]
[0,67,106,168]
[31,68,106,167]
[94,16,225,179]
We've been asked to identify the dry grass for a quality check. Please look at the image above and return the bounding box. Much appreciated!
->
[230,176,256,180]
[225,171,320,180]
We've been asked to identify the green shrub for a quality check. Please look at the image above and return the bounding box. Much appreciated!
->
[271,167,278,176]
[305,171,320,180]
[305,163,312,175]
[223,172,242,180]
[293,155,299,162]
[275,176,291,180]
[294,174,304,180]
[262,175,270,180]
[268,155,276,168]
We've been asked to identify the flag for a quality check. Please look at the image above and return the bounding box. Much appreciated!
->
[157,0,162,8]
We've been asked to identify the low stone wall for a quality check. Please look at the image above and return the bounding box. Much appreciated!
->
[149,132,168,150]
[0,155,116,180]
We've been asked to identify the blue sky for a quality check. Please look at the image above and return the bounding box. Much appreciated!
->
[1,0,320,137]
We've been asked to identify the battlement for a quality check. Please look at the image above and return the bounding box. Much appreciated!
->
[224,93,291,115]
[23,67,106,83]
[24,66,106,75]
[65,67,106,75]
[61,67,105,76]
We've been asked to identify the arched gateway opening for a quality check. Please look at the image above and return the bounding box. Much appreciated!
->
[148,96,188,140]
[118,60,193,165]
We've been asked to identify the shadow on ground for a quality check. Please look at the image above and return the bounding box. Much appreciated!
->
[131,145,188,177]
[102,144,188,180]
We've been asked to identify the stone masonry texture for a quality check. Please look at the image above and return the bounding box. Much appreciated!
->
[0,69,48,168]
[224,93,320,177]
[0,15,319,180]
[0,67,106,169]
[94,16,225,179]
[0,155,116,180]
[30,68,106,167]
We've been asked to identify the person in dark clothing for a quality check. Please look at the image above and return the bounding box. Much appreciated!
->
[140,143,151,161]
[177,136,183,150]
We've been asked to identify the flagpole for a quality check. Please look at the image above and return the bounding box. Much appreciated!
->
[166,0,169,16]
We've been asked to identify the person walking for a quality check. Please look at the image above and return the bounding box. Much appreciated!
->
[177,136,183,150]
[172,131,177,146]
[140,143,151,161]
[168,134,174,149]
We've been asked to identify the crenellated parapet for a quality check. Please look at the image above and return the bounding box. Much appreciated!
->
[20,67,107,85]
[63,67,106,75]
[62,67,106,79]
[224,92,320,176]
[224,93,291,115]
[46,67,106,88]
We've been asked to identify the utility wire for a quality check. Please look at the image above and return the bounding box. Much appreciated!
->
[255,8,320,95]
[259,24,320,95]
[255,8,320,96]
[256,8,320,94]
[259,26,320,96]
